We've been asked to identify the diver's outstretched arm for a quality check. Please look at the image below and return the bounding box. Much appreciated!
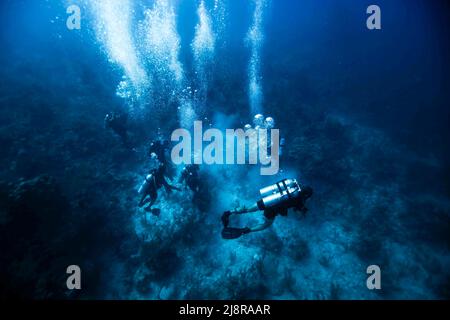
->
[231,203,259,214]
[138,194,148,207]
[222,202,259,229]
[162,178,181,192]
[139,193,156,208]
[146,196,156,210]
[249,217,274,232]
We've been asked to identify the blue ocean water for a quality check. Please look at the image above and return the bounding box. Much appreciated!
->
[0,0,449,299]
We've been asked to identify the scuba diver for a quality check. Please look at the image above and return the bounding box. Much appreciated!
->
[138,163,181,216]
[104,111,130,148]
[148,139,169,165]
[148,139,175,179]
[179,163,211,211]
[221,179,313,239]
[179,164,200,193]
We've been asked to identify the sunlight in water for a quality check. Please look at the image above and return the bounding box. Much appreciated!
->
[247,0,267,115]
[89,0,265,125]
[192,0,216,106]
[192,0,215,66]
[141,0,184,84]
[90,0,148,93]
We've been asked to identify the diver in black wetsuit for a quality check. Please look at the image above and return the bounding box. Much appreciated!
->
[179,164,200,193]
[149,139,176,179]
[138,164,181,215]
[221,179,313,239]
[148,139,169,165]
[104,112,130,147]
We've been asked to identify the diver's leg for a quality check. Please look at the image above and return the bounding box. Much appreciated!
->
[222,202,260,228]
[144,194,157,212]
[150,188,157,206]
[221,216,273,240]
[231,202,259,215]
[248,217,274,233]
[139,194,148,207]
[143,188,157,210]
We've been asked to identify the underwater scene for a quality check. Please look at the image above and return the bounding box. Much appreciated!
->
[0,0,449,300]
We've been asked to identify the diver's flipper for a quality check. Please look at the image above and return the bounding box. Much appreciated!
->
[221,227,250,239]
[151,208,161,216]
[145,207,160,216]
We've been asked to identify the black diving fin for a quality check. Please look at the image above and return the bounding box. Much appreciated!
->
[221,227,251,239]
[145,207,161,216]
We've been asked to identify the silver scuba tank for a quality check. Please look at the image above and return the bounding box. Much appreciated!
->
[138,174,153,194]
[259,179,301,209]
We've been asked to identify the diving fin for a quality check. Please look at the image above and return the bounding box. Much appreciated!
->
[145,207,161,216]
[151,208,161,216]
[221,227,251,239]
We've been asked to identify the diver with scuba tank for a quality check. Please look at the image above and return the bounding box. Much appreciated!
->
[138,163,181,216]
[221,179,313,239]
